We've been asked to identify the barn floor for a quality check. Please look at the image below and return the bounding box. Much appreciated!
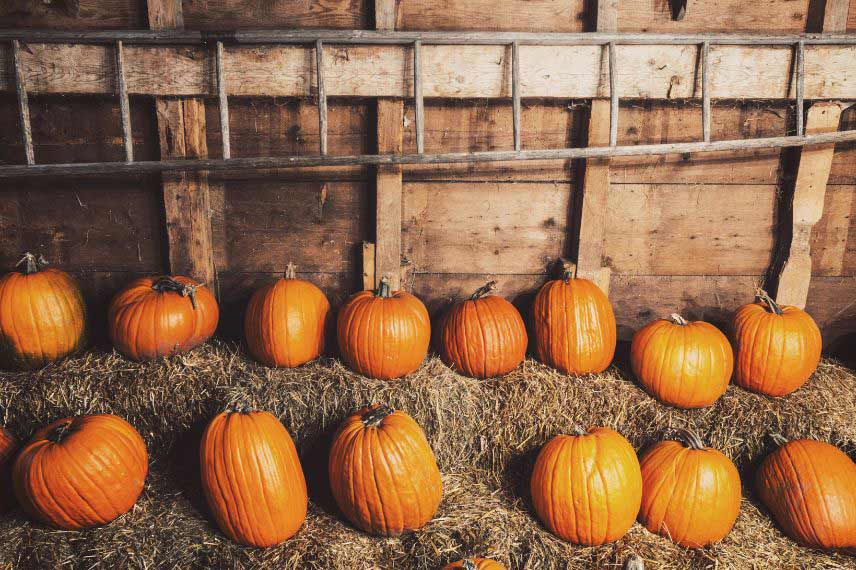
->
[0,342,854,569]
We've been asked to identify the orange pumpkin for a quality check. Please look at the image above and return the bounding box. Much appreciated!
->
[755,436,856,549]
[108,275,219,361]
[439,281,527,378]
[638,430,741,547]
[337,277,430,380]
[530,427,642,545]
[532,260,616,375]
[13,414,148,529]
[630,314,733,408]
[732,289,822,397]
[244,263,330,368]
[329,404,442,536]
[200,406,307,547]
[0,252,86,370]
[443,558,507,570]
[0,426,18,512]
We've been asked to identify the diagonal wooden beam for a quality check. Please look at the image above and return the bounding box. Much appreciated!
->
[822,0,852,33]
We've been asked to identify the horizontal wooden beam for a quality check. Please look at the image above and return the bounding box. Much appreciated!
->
[2,42,855,100]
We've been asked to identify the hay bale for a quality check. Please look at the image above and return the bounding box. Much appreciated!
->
[0,342,854,569]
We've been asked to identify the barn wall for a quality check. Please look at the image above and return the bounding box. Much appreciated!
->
[1,0,854,350]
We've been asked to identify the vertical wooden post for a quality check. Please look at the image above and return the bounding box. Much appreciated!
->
[822,0,852,33]
[148,0,215,285]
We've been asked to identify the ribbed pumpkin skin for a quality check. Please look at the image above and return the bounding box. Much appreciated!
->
[755,439,856,549]
[630,318,733,408]
[12,414,148,530]
[337,290,430,380]
[733,302,821,396]
[200,410,308,547]
[530,428,642,545]
[244,277,330,368]
[440,295,527,378]
[0,267,86,370]
[532,278,616,375]
[639,440,741,547]
[0,427,18,512]
[443,558,507,570]
[328,405,442,536]
[108,276,219,361]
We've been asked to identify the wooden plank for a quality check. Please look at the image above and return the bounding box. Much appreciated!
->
[618,0,812,33]
[810,184,856,276]
[804,276,856,347]
[775,102,845,308]
[375,99,404,290]
[146,0,182,29]
[375,0,398,30]
[3,43,856,100]
[0,0,145,29]
[362,242,376,291]
[397,0,587,32]
[823,0,852,32]
[182,0,369,30]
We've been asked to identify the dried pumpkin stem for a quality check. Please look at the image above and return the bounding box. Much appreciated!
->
[673,428,706,450]
[558,257,577,282]
[755,287,784,316]
[375,275,393,298]
[667,313,689,326]
[461,560,478,570]
[285,262,297,280]
[228,402,254,415]
[362,404,394,427]
[571,424,588,437]
[47,421,72,444]
[16,252,48,275]
[153,277,199,310]
[470,280,497,300]
[769,433,789,447]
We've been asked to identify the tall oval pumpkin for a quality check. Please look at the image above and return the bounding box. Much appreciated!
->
[755,437,856,549]
[439,281,527,378]
[733,289,822,397]
[638,430,741,547]
[0,252,86,370]
[0,426,18,512]
[329,404,442,536]
[108,275,219,361]
[200,407,308,547]
[530,427,642,545]
[631,314,733,408]
[532,261,616,375]
[13,414,148,529]
[244,263,330,368]
[337,277,430,380]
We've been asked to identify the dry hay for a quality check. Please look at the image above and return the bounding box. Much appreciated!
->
[0,342,854,569]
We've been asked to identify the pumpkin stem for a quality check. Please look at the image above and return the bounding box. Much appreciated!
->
[461,560,478,570]
[558,257,577,282]
[16,252,49,275]
[755,287,784,316]
[362,404,394,428]
[769,433,789,447]
[285,262,297,280]
[673,428,706,450]
[571,424,588,437]
[375,275,393,298]
[47,420,73,444]
[667,313,689,326]
[152,276,200,310]
[228,402,254,415]
[623,554,645,570]
[470,280,497,300]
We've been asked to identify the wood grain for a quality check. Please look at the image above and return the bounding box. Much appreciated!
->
[397,0,587,32]
[181,0,370,30]
[0,0,145,29]
[810,184,856,276]
[375,99,404,290]
[823,0,852,32]
[617,0,811,33]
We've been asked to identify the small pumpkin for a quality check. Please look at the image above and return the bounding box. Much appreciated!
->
[443,558,507,570]
[200,406,307,547]
[337,277,430,380]
[638,430,741,547]
[0,426,18,512]
[108,275,219,361]
[630,314,733,408]
[755,436,856,549]
[13,414,148,529]
[530,426,642,545]
[0,252,86,369]
[732,289,822,397]
[244,262,330,368]
[532,260,616,375]
[439,280,527,378]
[329,404,442,536]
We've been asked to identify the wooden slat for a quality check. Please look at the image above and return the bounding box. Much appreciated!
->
[823,0,852,32]
[0,0,145,29]
[775,102,845,308]
[376,0,398,30]
[375,99,404,290]
[146,0,182,29]
[397,0,587,32]
[363,242,376,290]
[617,0,812,33]
[810,184,856,276]
[182,0,369,30]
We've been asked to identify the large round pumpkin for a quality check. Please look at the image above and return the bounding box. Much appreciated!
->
[200,406,307,547]
[0,252,86,370]
[638,430,741,547]
[630,314,733,408]
[530,427,642,545]
[108,275,219,361]
[244,263,330,368]
[329,404,442,536]
[443,558,506,570]
[337,277,430,380]
[439,281,527,378]
[13,414,148,529]
[0,426,18,512]
[755,436,856,549]
[732,289,822,397]
[532,261,616,375]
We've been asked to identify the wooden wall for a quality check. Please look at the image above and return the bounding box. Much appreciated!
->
[1,0,854,352]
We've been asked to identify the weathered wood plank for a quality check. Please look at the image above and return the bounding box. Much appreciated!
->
[362,242,376,291]
[617,0,811,33]
[810,184,856,276]
[375,98,404,289]
[0,0,145,29]
[823,0,852,33]
[147,0,182,29]
[182,0,370,30]
[397,0,587,32]
[804,276,856,347]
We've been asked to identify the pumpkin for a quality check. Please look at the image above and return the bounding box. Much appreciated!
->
[530,427,642,545]
[108,275,219,361]
[12,414,148,529]
[439,280,527,378]
[244,262,330,368]
[337,277,430,380]
[755,436,856,549]
[200,406,307,547]
[630,314,733,408]
[329,404,442,536]
[0,252,86,370]
[732,289,822,397]
[443,558,507,570]
[0,426,18,512]
[638,429,741,547]
[532,260,616,375]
